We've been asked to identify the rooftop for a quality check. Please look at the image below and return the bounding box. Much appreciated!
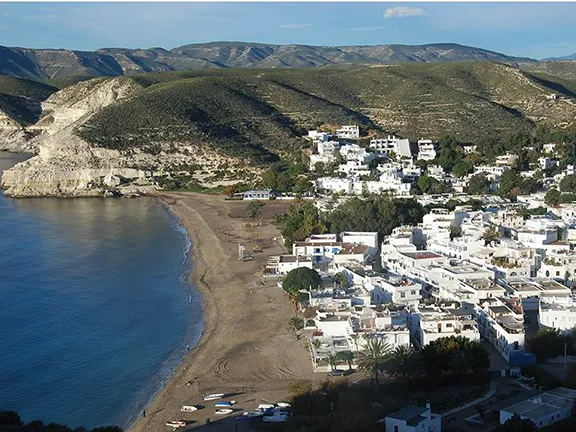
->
[501,387,576,421]
[402,251,443,260]
[387,405,429,426]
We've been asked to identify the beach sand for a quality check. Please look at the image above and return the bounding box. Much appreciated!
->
[130,193,318,432]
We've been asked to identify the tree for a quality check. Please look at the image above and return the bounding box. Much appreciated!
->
[246,200,265,220]
[527,328,566,363]
[356,337,391,386]
[385,345,419,380]
[467,173,492,195]
[223,184,238,197]
[280,201,327,248]
[546,189,562,206]
[452,160,472,178]
[336,351,355,371]
[561,174,576,193]
[449,226,462,240]
[311,339,322,350]
[328,354,340,371]
[494,414,537,432]
[332,272,350,289]
[282,267,321,308]
[483,227,500,246]
[289,315,304,339]
[261,169,278,189]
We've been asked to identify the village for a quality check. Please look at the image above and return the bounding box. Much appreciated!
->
[249,125,576,432]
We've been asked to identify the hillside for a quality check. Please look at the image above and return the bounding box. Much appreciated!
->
[2,61,576,197]
[78,62,576,155]
[521,61,576,81]
[0,42,536,80]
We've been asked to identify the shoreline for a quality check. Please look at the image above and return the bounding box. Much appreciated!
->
[130,192,318,432]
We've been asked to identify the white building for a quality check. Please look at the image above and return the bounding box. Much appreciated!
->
[383,404,442,432]
[474,165,509,181]
[266,255,313,275]
[500,387,576,430]
[370,136,412,159]
[409,305,480,348]
[539,300,576,331]
[315,177,353,195]
[475,297,525,362]
[417,139,436,161]
[336,125,360,139]
[341,232,379,254]
[339,143,374,164]
[543,143,557,155]
[307,130,329,144]
[366,273,422,306]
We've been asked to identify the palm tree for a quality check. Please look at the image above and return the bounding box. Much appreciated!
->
[311,338,322,350]
[350,332,361,353]
[288,315,304,340]
[328,354,340,371]
[385,345,418,380]
[336,351,355,371]
[356,338,391,386]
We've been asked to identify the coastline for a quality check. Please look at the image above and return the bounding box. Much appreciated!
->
[130,192,317,432]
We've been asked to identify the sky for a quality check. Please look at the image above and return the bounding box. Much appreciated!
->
[1,2,576,59]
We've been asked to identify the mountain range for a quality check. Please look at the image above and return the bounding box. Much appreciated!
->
[0,42,538,80]
[544,53,576,61]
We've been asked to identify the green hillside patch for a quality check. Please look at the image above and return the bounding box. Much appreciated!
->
[0,76,57,100]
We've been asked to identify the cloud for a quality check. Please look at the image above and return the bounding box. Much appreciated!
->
[347,26,387,32]
[384,6,427,18]
[279,23,314,29]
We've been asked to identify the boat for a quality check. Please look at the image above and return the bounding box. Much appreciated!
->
[276,402,291,408]
[214,400,236,407]
[262,413,289,423]
[203,393,225,401]
[180,405,199,412]
[166,420,186,428]
[215,408,234,415]
[243,410,264,418]
[257,403,275,410]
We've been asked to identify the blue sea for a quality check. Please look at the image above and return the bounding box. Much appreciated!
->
[0,152,203,429]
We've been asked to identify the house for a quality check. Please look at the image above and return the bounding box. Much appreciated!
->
[474,297,525,362]
[462,144,477,155]
[496,154,519,167]
[336,125,360,139]
[382,403,441,432]
[341,232,379,253]
[370,136,412,158]
[543,143,558,154]
[366,274,422,306]
[265,255,313,275]
[409,305,480,348]
[499,387,576,430]
[539,300,576,330]
[307,130,330,144]
[417,139,436,161]
[242,190,274,200]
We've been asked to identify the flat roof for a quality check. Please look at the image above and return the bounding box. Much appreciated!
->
[402,251,443,260]
[501,387,576,421]
[387,405,427,423]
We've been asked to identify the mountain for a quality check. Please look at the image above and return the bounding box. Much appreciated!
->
[2,61,576,198]
[0,42,537,80]
[544,53,576,61]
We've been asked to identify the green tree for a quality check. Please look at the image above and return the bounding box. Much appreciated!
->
[467,173,492,195]
[452,160,472,178]
[527,328,567,362]
[494,414,537,432]
[449,226,462,240]
[336,351,355,371]
[356,337,391,386]
[288,315,305,339]
[328,354,340,371]
[546,189,562,206]
[280,201,327,248]
[246,200,265,220]
[332,272,350,289]
[385,345,420,380]
[261,169,278,189]
[282,267,321,308]
[498,169,524,198]
[483,227,501,246]
[311,339,322,350]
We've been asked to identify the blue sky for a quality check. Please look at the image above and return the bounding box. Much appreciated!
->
[1,2,575,59]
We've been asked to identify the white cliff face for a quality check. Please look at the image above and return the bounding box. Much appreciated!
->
[0,110,36,153]
[1,76,254,197]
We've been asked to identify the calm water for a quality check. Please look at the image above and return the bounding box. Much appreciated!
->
[0,152,203,429]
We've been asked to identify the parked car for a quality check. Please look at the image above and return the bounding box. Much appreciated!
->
[328,369,347,377]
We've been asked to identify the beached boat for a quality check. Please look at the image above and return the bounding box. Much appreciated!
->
[243,410,264,418]
[203,393,225,401]
[180,405,199,412]
[214,400,236,407]
[276,402,291,408]
[214,408,233,415]
[257,403,275,410]
[166,420,186,428]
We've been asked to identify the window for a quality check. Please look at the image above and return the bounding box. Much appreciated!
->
[556,271,560,276]
[400,292,406,298]
[446,323,453,328]
[314,248,321,254]
[411,290,416,295]
[394,426,399,432]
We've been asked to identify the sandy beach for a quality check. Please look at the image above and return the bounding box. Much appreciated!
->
[130,193,318,432]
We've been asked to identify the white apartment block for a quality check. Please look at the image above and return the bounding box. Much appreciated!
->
[474,165,509,180]
[369,136,412,158]
[336,125,360,139]
[339,143,374,164]
[315,177,353,194]
[365,274,422,306]
[409,305,480,348]
[475,297,525,362]
[501,278,571,311]
[417,139,436,161]
[340,232,379,253]
[265,255,313,275]
[307,130,329,144]
[539,300,576,330]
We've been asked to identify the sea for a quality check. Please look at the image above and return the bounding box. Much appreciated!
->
[0,152,204,430]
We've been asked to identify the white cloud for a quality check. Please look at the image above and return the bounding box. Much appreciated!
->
[279,23,314,29]
[384,6,427,19]
[347,26,387,32]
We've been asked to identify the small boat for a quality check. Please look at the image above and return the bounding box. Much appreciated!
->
[203,393,225,401]
[215,408,233,415]
[166,420,186,428]
[258,403,275,410]
[214,400,236,407]
[276,402,291,408]
[180,405,199,412]
[243,410,264,418]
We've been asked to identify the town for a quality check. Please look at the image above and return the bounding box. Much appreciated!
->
[247,124,576,432]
